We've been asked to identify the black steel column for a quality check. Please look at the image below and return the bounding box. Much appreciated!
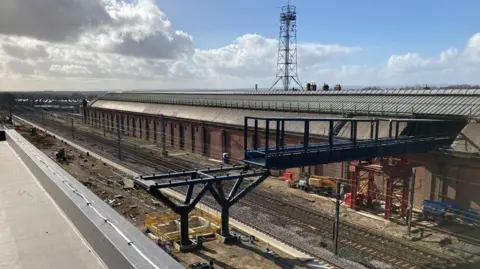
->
[304,120,309,152]
[207,172,268,239]
[265,120,270,156]
[253,119,258,150]
[201,123,207,155]
[329,120,334,148]
[71,118,74,139]
[146,119,150,142]
[221,129,226,154]
[333,180,341,255]
[276,120,280,153]
[244,117,248,155]
[280,120,285,149]
[221,203,229,237]
[370,121,374,139]
[395,121,400,139]
[353,121,357,147]
[126,116,129,135]
[375,119,379,142]
[116,115,122,160]
[160,115,166,156]
[178,206,191,246]
[350,120,354,142]
[407,168,416,237]
[103,112,106,137]
[170,122,174,146]
[388,120,393,138]
[191,125,195,152]
[82,99,88,124]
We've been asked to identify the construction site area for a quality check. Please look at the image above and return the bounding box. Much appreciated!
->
[15,124,316,269]
[7,104,479,269]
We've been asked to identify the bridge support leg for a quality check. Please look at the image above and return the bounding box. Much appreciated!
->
[367,171,374,207]
[209,172,269,243]
[400,179,409,218]
[149,183,212,248]
[209,182,235,242]
[178,206,191,246]
[221,203,229,237]
[385,177,393,220]
[350,164,359,210]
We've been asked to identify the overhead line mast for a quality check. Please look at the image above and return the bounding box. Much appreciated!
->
[270,3,303,91]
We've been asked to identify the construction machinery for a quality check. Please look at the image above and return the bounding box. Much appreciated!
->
[420,200,480,225]
[292,173,338,196]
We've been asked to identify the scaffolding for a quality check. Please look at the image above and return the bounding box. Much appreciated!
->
[348,158,415,220]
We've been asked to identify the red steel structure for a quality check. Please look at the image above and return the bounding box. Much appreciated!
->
[348,158,416,220]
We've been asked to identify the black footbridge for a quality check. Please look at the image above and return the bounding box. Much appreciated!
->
[243,116,465,169]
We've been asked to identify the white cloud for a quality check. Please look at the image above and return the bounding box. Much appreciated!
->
[193,34,359,79]
[49,65,92,75]
[78,0,195,58]
[0,0,194,60]
[6,60,35,75]
[1,0,480,90]
[0,0,110,42]
[2,43,49,60]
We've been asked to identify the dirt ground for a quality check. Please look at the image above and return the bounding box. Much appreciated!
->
[175,239,309,269]
[17,126,311,269]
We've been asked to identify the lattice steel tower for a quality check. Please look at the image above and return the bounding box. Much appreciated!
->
[270,4,303,91]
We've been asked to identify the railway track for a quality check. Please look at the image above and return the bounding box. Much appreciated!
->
[17,113,466,269]
[247,191,456,269]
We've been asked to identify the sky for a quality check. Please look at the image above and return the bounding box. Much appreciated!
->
[1,0,480,91]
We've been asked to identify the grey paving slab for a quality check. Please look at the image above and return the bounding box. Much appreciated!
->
[0,142,107,269]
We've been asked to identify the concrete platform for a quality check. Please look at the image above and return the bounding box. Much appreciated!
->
[2,126,183,269]
[0,142,106,269]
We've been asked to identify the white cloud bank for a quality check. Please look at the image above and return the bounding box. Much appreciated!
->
[0,0,480,91]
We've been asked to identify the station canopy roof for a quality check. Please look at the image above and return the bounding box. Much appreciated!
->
[94,89,480,119]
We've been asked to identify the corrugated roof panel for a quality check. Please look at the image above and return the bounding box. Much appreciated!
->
[433,97,451,115]
[95,90,480,118]
[456,105,472,116]
[441,96,461,115]
[423,98,440,114]
[441,103,458,116]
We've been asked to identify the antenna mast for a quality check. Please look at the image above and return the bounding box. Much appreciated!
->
[270,3,303,91]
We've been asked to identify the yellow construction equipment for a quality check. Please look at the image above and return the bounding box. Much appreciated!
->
[144,209,220,243]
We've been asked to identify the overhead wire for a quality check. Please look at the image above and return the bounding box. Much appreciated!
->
[47,113,480,188]
[19,112,480,242]
[32,113,480,219]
